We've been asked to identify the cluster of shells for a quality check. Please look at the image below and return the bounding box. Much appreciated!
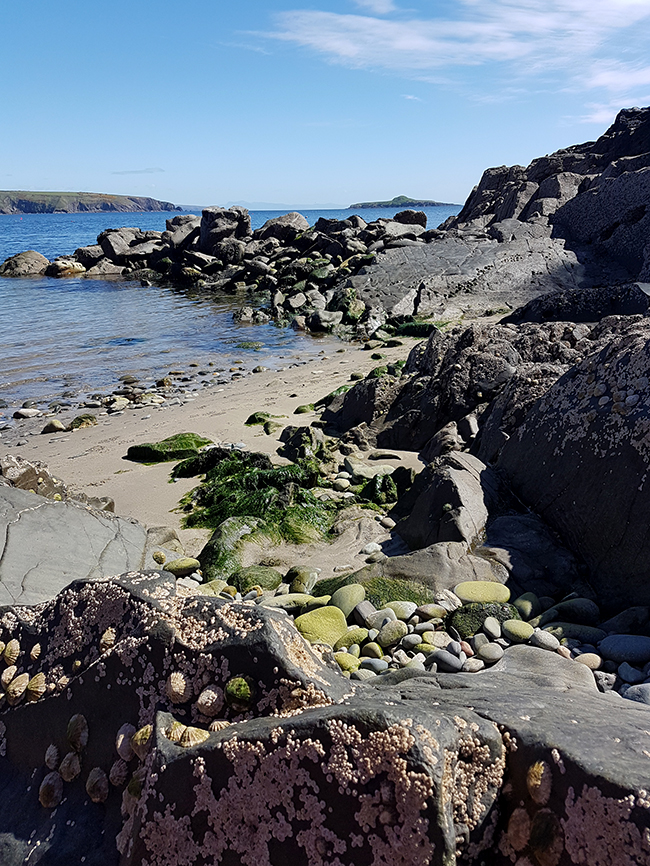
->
[0,638,46,707]
[39,714,109,808]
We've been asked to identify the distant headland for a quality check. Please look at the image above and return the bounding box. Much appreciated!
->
[0,191,181,215]
[348,194,459,208]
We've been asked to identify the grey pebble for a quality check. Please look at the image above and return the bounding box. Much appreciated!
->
[477,643,504,664]
[483,616,501,640]
[622,683,650,705]
[462,658,485,673]
[430,649,463,673]
[415,622,435,635]
[529,630,560,651]
[618,662,645,684]
[359,658,389,673]
[401,634,423,651]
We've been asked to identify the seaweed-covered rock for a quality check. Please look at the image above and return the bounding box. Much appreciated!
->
[125,432,213,463]
[230,565,283,594]
[450,602,521,639]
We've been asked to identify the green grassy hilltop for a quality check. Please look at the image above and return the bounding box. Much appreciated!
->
[0,190,181,214]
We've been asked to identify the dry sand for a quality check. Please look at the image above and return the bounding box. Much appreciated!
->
[1,339,424,575]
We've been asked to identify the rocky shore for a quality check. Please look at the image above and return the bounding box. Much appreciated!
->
[1,107,650,864]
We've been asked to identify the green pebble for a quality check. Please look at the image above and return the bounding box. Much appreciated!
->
[197,579,228,597]
[230,565,282,593]
[543,623,607,643]
[377,619,408,648]
[294,403,315,414]
[361,642,384,659]
[259,593,315,614]
[502,619,534,643]
[414,643,435,654]
[416,604,448,620]
[164,557,201,577]
[348,643,361,658]
[301,596,331,613]
[294,606,349,646]
[454,581,510,605]
[334,652,361,672]
[329,584,366,618]
[386,601,417,621]
[334,628,369,651]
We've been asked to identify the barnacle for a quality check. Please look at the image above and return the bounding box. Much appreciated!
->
[30,643,41,661]
[116,723,136,761]
[67,714,89,752]
[39,772,63,808]
[86,767,109,803]
[100,628,116,653]
[0,666,16,690]
[166,671,192,704]
[60,751,81,782]
[209,719,231,732]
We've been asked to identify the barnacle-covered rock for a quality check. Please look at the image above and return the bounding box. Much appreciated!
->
[99,627,116,653]
[115,723,136,761]
[6,672,29,706]
[67,714,89,752]
[39,772,64,808]
[131,725,153,761]
[85,767,109,803]
[109,759,129,787]
[26,673,46,702]
[59,751,81,782]
[224,675,255,711]
[127,766,147,798]
[179,726,210,748]
[165,671,192,704]
[3,639,20,666]
[195,686,224,718]
[44,744,59,771]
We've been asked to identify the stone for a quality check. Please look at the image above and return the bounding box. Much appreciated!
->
[623,683,650,705]
[502,620,534,643]
[416,603,449,620]
[359,657,389,673]
[529,630,561,652]
[259,593,315,615]
[334,652,361,672]
[350,668,377,680]
[333,628,368,651]
[360,642,384,659]
[230,566,283,594]
[401,633,423,651]
[477,643,504,664]
[450,602,520,639]
[543,623,607,644]
[463,657,485,672]
[421,631,453,649]
[385,600,417,621]
[0,250,49,277]
[294,606,348,646]
[454,580,511,605]
[599,634,650,665]
[618,661,645,684]
[329,584,365,618]
[285,566,319,594]
[376,619,408,648]
[512,592,542,621]
[163,557,201,578]
[365,608,397,630]
[575,653,602,671]
[125,432,212,463]
[40,419,66,434]
[430,649,463,672]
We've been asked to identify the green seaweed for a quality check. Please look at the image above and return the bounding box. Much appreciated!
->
[125,432,213,464]
[449,602,521,639]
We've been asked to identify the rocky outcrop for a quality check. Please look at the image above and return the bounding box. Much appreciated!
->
[0,250,49,277]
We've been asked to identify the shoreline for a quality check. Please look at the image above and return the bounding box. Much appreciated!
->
[0,338,424,561]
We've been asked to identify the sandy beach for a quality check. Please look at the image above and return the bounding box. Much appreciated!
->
[1,337,424,573]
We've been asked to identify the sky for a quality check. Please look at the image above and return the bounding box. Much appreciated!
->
[1,0,650,207]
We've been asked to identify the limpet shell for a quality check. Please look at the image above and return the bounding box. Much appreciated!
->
[3,639,20,666]
[27,673,46,702]
[152,551,166,565]
[44,744,59,771]
[86,767,109,803]
[165,671,192,704]
[116,723,136,761]
[1,665,17,690]
[67,714,89,752]
[6,672,29,706]
[208,719,231,732]
[60,751,81,782]
[164,720,186,743]
[39,771,63,808]
[131,725,152,761]
[109,758,129,787]
[99,628,116,653]
[179,726,210,749]
[195,686,224,718]
[30,643,41,661]
[527,760,552,805]
[0,642,5,657]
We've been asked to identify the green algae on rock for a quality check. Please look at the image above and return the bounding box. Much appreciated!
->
[230,565,283,594]
[294,606,348,646]
[125,432,213,463]
[450,602,521,639]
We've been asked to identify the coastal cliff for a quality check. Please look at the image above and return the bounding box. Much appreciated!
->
[0,190,181,214]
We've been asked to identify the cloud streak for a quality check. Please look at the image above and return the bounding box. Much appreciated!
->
[266,0,650,107]
[111,168,165,175]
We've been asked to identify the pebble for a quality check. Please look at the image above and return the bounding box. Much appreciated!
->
[454,580,510,605]
[353,600,377,626]
[414,622,435,635]
[379,517,396,529]
[415,604,449,620]
[351,669,377,681]
[529,630,560,651]
[361,542,382,555]
[462,658,485,673]
[460,640,474,657]
[472,633,490,652]
[502,620,534,643]
[599,634,650,665]
[330,584,366,618]
[447,640,462,657]
[422,631,453,649]
[477,643,504,664]
[618,661,645,684]
[365,608,397,630]
[483,617,501,640]
[575,653,602,671]
[386,601,417,621]
[359,658,389,673]
[361,642,383,659]
[377,620,408,648]
[557,646,572,659]
[401,634,423,651]
[622,683,650,705]
[430,649,463,673]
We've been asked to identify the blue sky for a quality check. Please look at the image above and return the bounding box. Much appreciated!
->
[1,0,650,207]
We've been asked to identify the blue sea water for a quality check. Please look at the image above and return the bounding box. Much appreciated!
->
[0,205,460,406]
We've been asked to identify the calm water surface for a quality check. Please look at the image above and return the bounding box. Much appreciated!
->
[0,205,460,406]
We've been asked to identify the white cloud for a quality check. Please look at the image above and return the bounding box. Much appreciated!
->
[402,94,422,100]
[266,0,650,98]
[352,0,397,13]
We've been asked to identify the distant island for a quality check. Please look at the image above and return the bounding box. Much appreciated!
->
[348,194,459,208]
[0,191,181,215]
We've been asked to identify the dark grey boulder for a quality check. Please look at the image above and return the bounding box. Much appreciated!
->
[497,318,650,609]
[254,211,309,242]
[503,282,650,325]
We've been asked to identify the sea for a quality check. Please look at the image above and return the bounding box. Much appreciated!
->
[0,205,460,407]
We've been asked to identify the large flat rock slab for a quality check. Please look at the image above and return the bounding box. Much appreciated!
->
[0,486,153,604]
